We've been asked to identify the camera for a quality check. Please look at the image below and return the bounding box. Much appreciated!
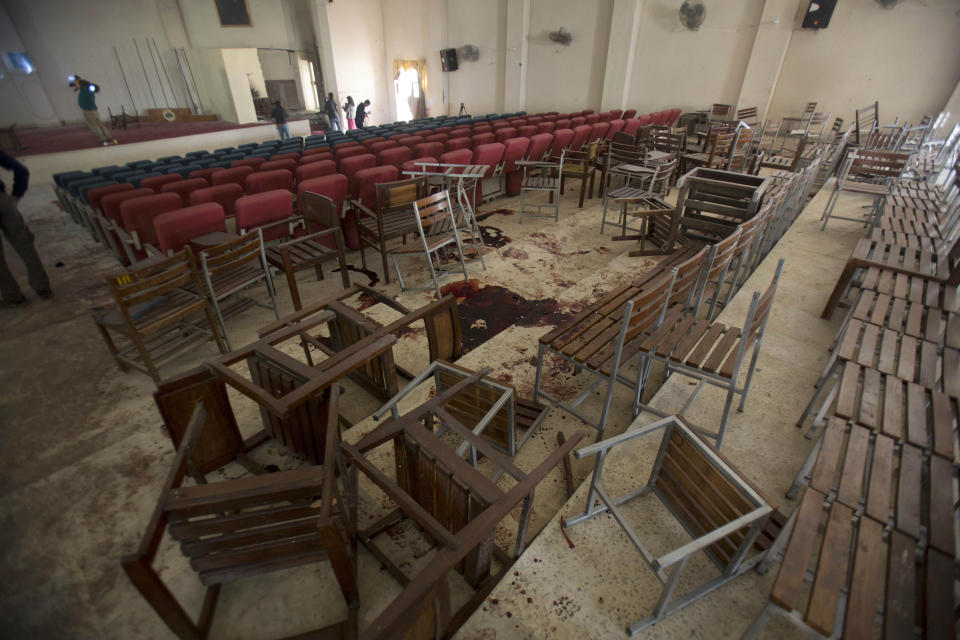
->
[68,74,99,93]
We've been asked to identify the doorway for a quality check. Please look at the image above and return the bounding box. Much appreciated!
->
[394,66,420,122]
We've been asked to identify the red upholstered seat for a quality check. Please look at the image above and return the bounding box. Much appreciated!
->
[189,167,225,182]
[516,125,537,138]
[525,133,553,162]
[439,149,473,166]
[340,155,378,197]
[569,124,592,150]
[270,152,300,162]
[606,119,626,139]
[154,203,227,254]
[369,140,399,156]
[471,142,506,178]
[102,188,155,223]
[424,133,448,144]
[189,184,244,217]
[570,116,587,128]
[471,132,495,147]
[297,173,356,249]
[433,126,452,135]
[598,112,613,122]
[387,133,406,141]
[397,136,424,149]
[296,160,337,182]
[526,116,543,125]
[401,157,437,174]
[472,124,492,135]
[232,157,266,170]
[119,192,183,255]
[449,127,470,138]
[581,109,594,115]
[352,165,400,211]
[550,129,575,157]
[413,142,444,159]
[212,166,254,190]
[623,118,643,135]
[622,109,637,120]
[246,169,294,194]
[536,122,555,135]
[235,190,294,242]
[87,183,133,213]
[555,118,571,130]
[584,114,599,125]
[160,178,210,205]
[494,127,517,143]
[302,148,332,159]
[444,137,472,152]
[637,114,653,125]
[501,137,531,196]
[361,137,386,148]
[140,174,182,192]
[259,159,297,174]
[609,109,624,120]
[377,146,412,169]
[334,145,367,165]
[590,122,610,141]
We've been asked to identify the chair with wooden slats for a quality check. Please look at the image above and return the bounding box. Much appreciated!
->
[820,149,910,230]
[265,191,350,311]
[559,139,601,208]
[708,203,772,320]
[736,106,759,127]
[534,267,677,441]
[196,229,279,350]
[681,131,737,174]
[602,158,679,256]
[632,259,785,448]
[854,101,879,147]
[597,140,645,198]
[92,247,227,383]
[353,176,427,286]
[564,415,773,636]
[122,400,360,640]
[344,382,585,640]
[387,189,471,296]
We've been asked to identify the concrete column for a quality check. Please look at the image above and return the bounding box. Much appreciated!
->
[503,0,529,113]
[736,0,799,121]
[308,0,340,109]
[600,0,644,112]
[938,78,960,137]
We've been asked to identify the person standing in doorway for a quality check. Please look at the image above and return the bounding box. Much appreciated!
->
[355,99,370,129]
[69,75,115,146]
[271,100,290,140]
[0,151,51,308]
[324,92,341,132]
[343,96,356,130]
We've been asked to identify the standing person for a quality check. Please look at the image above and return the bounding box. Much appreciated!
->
[355,99,370,129]
[324,92,341,132]
[343,96,356,130]
[271,100,290,140]
[0,151,51,308]
[69,74,115,146]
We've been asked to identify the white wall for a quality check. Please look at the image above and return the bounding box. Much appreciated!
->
[186,49,238,123]
[323,0,390,125]
[221,49,263,124]
[177,0,312,50]
[768,0,960,126]
[445,0,507,115]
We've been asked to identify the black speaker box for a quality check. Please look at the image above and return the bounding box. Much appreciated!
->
[440,48,459,72]
[801,0,837,29]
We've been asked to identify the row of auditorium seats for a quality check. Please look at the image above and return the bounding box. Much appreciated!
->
[52,106,681,272]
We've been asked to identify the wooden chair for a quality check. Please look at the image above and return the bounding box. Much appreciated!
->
[560,139,600,208]
[343,381,585,640]
[602,158,679,255]
[854,101,879,146]
[563,414,773,634]
[736,106,759,127]
[632,259,786,448]
[708,103,733,122]
[265,191,351,311]
[820,149,910,230]
[729,126,760,173]
[388,190,471,296]
[92,247,226,383]
[197,229,279,350]
[518,149,564,223]
[597,141,645,198]
[108,105,140,129]
[682,132,736,173]
[355,176,428,285]
[122,400,360,640]
[534,268,677,440]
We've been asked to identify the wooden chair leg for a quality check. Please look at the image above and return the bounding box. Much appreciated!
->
[94,321,128,372]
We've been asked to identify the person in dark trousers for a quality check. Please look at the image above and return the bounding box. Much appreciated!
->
[271,100,290,140]
[355,99,370,129]
[0,151,51,308]
[324,92,341,132]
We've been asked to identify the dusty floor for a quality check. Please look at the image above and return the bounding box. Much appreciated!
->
[0,172,867,638]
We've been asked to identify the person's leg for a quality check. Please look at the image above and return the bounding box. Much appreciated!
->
[83,110,111,143]
[0,231,25,303]
[280,124,290,140]
[0,193,50,297]
[332,116,341,132]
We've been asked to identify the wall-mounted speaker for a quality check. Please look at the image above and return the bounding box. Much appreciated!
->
[440,48,459,72]
[801,0,837,29]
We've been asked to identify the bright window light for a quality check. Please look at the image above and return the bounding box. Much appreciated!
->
[5,52,35,74]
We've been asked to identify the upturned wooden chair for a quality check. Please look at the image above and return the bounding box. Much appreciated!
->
[266,191,351,311]
[356,176,428,285]
[344,381,585,640]
[122,400,360,640]
[92,247,227,383]
[602,158,679,256]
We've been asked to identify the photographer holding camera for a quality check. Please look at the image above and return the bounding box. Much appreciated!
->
[69,75,116,146]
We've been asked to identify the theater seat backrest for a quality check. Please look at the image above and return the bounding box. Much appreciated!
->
[339,155,378,196]
[606,119,626,139]
[212,166,255,190]
[501,137,530,173]
[160,178,210,205]
[414,142,444,159]
[189,184,244,217]
[235,190,294,241]
[140,174,182,192]
[102,188,155,223]
[471,132,495,147]
[87,183,134,213]
[154,203,227,254]
[377,146,412,169]
[260,159,297,174]
[444,137,472,152]
[526,133,554,161]
[298,173,348,215]
[296,160,337,183]
[119,193,183,247]
[246,169,294,194]
[550,129,575,156]
[352,165,400,209]
[439,149,473,166]
[569,125,592,150]
[471,143,506,178]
